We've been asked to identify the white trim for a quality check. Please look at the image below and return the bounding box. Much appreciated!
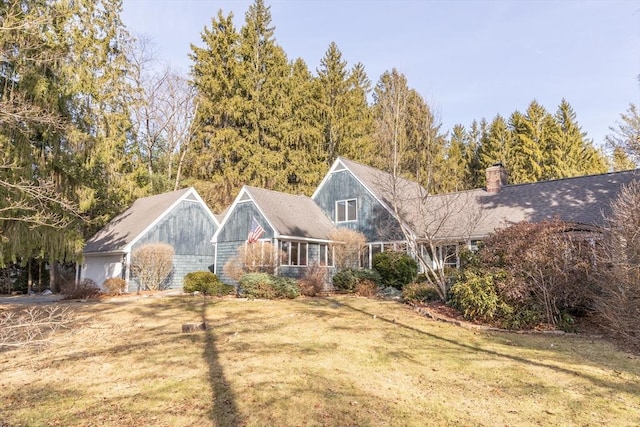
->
[311,157,346,199]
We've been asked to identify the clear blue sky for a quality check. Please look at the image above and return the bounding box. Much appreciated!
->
[122,0,640,148]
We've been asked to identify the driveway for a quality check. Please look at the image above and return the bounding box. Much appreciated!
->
[0,293,65,305]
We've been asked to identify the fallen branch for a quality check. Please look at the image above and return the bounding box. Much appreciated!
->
[0,306,76,350]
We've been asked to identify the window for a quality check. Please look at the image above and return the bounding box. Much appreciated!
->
[319,244,333,267]
[439,245,458,268]
[280,241,308,266]
[336,199,357,222]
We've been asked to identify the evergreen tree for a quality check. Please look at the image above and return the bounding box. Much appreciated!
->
[316,42,350,165]
[611,146,636,171]
[237,0,291,190]
[188,9,243,210]
[342,62,375,164]
[0,0,135,275]
[466,120,487,188]
[480,115,511,173]
[281,57,325,195]
[508,102,549,183]
[372,68,410,176]
[553,99,607,177]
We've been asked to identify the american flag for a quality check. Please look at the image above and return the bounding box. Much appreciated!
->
[247,217,265,243]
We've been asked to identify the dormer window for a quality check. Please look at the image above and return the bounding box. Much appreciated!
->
[336,199,357,222]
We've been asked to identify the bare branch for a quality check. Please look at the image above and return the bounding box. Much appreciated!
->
[0,306,76,350]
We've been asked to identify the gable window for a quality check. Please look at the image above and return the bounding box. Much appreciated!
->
[336,199,357,222]
[280,241,308,266]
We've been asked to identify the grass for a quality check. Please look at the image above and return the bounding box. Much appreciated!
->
[1,295,639,426]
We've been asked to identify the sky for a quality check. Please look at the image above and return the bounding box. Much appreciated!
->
[121,0,640,148]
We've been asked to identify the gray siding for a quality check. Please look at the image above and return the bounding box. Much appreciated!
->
[133,199,217,255]
[126,254,215,292]
[313,170,403,242]
[215,201,274,285]
[217,201,273,242]
[128,199,217,291]
[214,241,245,285]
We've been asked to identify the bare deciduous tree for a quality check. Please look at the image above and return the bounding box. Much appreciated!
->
[329,229,366,271]
[223,242,281,282]
[128,35,198,188]
[131,243,174,291]
[595,180,640,350]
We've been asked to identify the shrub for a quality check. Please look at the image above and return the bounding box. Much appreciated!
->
[131,243,174,291]
[103,278,126,295]
[62,279,101,300]
[239,273,300,299]
[402,282,440,303]
[299,263,328,296]
[372,251,418,290]
[472,219,599,328]
[329,229,366,271]
[355,280,379,297]
[594,180,640,350]
[183,271,234,296]
[223,242,282,282]
[332,269,381,293]
[272,276,300,299]
[449,270,509,322]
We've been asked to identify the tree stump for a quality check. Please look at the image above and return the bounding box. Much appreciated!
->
[181,322,207,333]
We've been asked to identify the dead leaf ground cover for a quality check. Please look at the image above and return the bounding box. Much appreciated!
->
[1,295,639,426]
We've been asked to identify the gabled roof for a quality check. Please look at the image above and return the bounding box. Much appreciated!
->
[84,187,217,254]
[214,186,337,242]
[314,156,426,222]
[410,169,640,241]
[317,157,640,242]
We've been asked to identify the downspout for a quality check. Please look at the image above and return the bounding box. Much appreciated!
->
[213,242,218,274]
[273,238,279,276]
[124,252,131,293]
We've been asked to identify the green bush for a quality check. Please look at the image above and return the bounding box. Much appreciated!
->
[332,269,381,292]
[372,251,418,290]
[402,282,440,303]
[272,276,300,299]
[183,271,233,296]
[449,270,509,322]
[103,278,127,295]
[239,273,300,299]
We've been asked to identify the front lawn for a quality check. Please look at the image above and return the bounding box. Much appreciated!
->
[1,295,638,426]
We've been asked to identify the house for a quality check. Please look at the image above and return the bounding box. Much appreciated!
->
[83,158,639,291]
[82,187,219,292]
[214,157,640,283]
[212,186,337,284]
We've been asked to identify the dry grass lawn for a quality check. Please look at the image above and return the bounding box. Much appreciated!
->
[1,295,639,426]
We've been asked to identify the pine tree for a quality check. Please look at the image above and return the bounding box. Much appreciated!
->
[281,57,325,195]
[372,68,410,176]
[480,115,511,173]
[188,9,243,210]
[553,99,607,177]
[237,0,291,190]
[316,42,350,165]
[508,102,548,183]
[342,62,375,163]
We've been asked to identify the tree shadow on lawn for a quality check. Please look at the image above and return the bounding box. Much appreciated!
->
[200,300,242,426]
[316,297,639,396]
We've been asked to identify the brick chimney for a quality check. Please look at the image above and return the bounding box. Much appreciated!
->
[486,163,507,193]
